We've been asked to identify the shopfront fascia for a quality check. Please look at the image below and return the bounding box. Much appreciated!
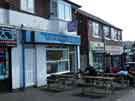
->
[0,27,17,91]
[105,46,123,55]
[22,30,80,86]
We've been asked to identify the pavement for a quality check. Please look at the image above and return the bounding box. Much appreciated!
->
[0,87,135,101]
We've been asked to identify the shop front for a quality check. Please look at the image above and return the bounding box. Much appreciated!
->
[105,45,123,72]
[22,30,80,87]
[0,27,16,92]
[90,41,105,72]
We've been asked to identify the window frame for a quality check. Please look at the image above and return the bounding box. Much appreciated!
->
[21,0,35,13]
[117,30,122,41]
[57,0,72,21]
[103,25,110,40]
[46,48,70,74]
[92,21,100,38]
[111,28,118,41]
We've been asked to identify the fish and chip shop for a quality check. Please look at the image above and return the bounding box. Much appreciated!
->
[9,30,80,90]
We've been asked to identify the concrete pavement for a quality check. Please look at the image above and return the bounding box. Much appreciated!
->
[0,87,135,101]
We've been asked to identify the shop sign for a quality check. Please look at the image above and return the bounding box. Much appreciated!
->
[35,32,80,45]
[67,20,78,32]
[0,27,16,46]
[106,46,123,55]
[24,30,80,45]
[90,41,104,50]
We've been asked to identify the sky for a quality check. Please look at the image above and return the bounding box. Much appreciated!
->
[71,0,135,41]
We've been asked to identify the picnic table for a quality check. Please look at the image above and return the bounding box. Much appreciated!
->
[102,73,130,87]
[78,75,115,95]
[47,73,77,90]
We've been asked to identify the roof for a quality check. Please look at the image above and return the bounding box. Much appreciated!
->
[78,9,122,31]
[64,0,81,8]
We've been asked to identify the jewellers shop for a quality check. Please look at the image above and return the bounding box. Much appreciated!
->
[21,30,80,87]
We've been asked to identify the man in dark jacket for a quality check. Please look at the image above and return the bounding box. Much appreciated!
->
[84,65,97,76]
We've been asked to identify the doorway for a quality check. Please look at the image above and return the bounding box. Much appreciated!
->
[24,48,36,87]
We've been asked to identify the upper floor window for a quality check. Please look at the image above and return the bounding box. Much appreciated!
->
[57,1,72,21]
[117,30,122,40]
[92,22,100,38]
[103,25,110,39]
[111,28,117,40]
[21,0,35,13]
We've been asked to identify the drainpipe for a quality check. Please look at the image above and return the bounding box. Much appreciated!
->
[20,25,25,90]
[77,45,80,70]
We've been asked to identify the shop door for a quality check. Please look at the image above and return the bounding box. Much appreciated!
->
[25,48,36,87]
[0,48,11,92]
[69,47,77,72]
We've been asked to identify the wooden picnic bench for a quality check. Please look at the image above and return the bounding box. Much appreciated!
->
[46,73,77,90]
[78,75,115,95]
[102,73,130,88]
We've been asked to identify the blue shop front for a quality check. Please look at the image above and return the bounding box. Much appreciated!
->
[21,30,80,87]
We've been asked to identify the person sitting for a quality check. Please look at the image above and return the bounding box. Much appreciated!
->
[84,65,97,76]
[116,69,128,76]
[115,68,134,87]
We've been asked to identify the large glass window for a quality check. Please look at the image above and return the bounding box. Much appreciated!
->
[21,0,35,13]
[103,25,110,39]
[46,48,69,74]
[57,1,72,21]
[92,22,100,38]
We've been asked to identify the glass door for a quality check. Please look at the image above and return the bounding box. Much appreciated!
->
[69,46,77,72]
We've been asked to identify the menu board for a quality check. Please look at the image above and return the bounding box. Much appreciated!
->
[0,48,8,80]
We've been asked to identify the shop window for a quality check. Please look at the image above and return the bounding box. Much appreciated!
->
[0,48,9,80]
[21,0,35,13]
[46,48,69,74]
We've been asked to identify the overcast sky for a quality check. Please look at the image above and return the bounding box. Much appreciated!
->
[71,0,135,41]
